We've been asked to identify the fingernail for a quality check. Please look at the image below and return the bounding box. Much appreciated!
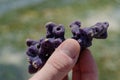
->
[58,39,80,59]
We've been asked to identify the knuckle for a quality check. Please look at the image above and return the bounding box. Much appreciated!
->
[47,51,74,72]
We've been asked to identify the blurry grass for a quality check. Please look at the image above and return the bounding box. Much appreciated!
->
[0,0,120,80]
[0,0,118,51]
[90,31,120,80]
[0,64,26,80]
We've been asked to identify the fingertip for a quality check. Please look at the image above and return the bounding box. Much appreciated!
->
[79,49,98,73]
[45,39,81,74]
[65,39,80,52]
[57,39,80,59]
[72,49,98,80]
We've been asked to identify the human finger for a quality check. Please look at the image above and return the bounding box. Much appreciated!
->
[29,39,80,80]
[72,49,98,80]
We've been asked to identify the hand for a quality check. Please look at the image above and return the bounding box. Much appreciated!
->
[29,39,98,80]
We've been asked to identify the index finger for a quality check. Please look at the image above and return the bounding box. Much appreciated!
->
[72,49,98,80]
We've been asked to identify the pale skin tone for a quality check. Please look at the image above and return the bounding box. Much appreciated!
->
[29,39,98,80]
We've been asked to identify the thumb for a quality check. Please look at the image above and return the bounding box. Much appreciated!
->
[29,39,80,80]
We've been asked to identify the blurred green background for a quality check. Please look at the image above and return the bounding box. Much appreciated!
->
[0,0,120,80]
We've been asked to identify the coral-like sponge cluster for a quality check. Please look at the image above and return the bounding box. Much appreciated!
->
[25,20,109,74]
